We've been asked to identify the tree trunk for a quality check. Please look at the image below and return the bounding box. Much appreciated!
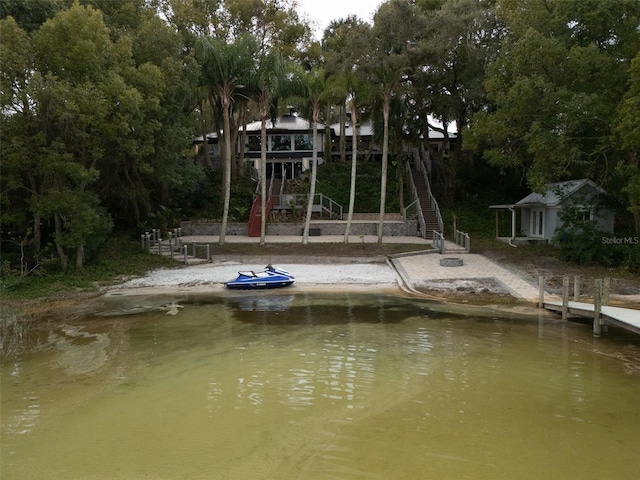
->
[324,104,332,159]
[378,95,390,243]
[237,109,247,178]
[201,98,212,168]
[28,172,41,254]
[340,103,346,163]
[344,104,358,243]
[260,114,267,244]
[219,97,232,245]
[303,105,320,245]
[53,212,68,271]
[76,244,85,269]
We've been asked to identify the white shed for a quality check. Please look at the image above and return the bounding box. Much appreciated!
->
[490,179,615,245]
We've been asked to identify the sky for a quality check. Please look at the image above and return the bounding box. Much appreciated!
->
[297,0,383,40]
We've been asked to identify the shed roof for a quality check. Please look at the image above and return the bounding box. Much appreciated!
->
[515,179,604,207]
[490,179,606,209]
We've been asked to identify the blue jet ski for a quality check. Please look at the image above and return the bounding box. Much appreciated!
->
[225,265,295,290]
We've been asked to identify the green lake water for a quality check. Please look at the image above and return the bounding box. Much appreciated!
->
[1,291,639,479]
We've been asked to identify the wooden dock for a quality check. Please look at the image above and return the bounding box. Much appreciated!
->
[544,300,640,335]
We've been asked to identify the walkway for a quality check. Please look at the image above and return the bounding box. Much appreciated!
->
[544,300,640,335]
[390,253,546,302]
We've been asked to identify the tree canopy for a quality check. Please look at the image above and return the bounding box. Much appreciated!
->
[2,0,639,280]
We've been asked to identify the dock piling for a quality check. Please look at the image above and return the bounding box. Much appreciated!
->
[562,276,570,320]
[603,277,610,306]
[538,276,544,308]
[594,279,602,336]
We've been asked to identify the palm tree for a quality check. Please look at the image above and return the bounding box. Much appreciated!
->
[343,76,370,243]
[196,35,256,245]
[290,67,328,245]
[250,50,285,244]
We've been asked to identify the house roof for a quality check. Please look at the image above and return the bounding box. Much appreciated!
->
[243,114,325,133]
[330,119,374,137]
[490,179,606,209]
[329,118,458,140]
[193,113,326,143]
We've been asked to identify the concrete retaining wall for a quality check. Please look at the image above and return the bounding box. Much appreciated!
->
[180,218,419,237]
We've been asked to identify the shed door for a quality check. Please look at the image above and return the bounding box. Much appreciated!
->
[531,208,544,238]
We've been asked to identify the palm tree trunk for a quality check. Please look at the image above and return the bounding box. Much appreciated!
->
[260,114,267,244]
[378,95,390,243]
[219,96,232,245]
[340,104,346,162]
[344,105,358,243]
[303,105,320,245]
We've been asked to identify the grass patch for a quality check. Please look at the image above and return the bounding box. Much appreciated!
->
[0,236,175,301]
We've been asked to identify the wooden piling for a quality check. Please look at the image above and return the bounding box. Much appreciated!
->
[603,277,610,306]
[538,276,544,308]
[573,276,580,302]
[562,276,569,320]
[594,279,602,336]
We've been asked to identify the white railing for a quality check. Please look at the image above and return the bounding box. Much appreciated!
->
[415,153,444,235]
[405,163,427,238]
[432,230,445,254]
[455,229,470,253]
[277,193,343,219]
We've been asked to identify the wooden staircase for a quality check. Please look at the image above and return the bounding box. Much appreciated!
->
[411,169,441,237]
[247,195,274,237]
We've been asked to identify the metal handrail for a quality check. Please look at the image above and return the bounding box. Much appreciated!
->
[405,162,427,238]
[415,153,444,235]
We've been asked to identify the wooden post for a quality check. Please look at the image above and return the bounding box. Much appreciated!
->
[157,237,162,255]
[192,241,197,257]
[538,276,545,308]
[603,277,610,306]
[562,275,569,320]
[573,276,580,302]
[594,279,602,336]
[183,245,188,264]
[140,234,145,251]
[206,244,210,262]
